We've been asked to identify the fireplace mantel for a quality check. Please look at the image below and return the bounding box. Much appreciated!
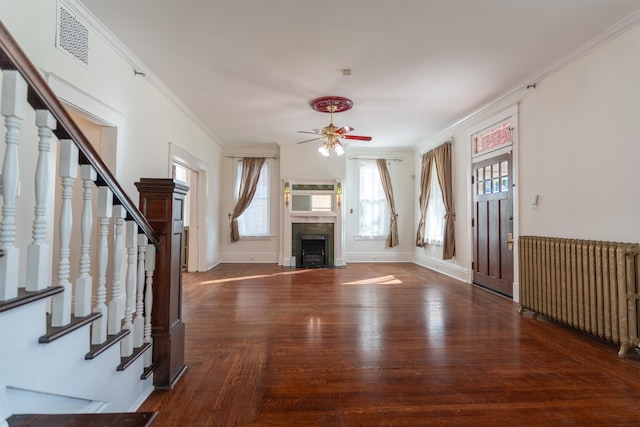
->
[281,179,344,267]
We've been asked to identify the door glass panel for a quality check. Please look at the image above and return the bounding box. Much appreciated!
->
[475,156,511,196]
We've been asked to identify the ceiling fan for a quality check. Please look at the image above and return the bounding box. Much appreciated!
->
[296,96,372,156]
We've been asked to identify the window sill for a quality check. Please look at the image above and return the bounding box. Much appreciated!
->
[354,235,386,241]
[240,235,276,241]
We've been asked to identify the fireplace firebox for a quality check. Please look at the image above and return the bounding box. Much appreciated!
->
[298,234,328,268]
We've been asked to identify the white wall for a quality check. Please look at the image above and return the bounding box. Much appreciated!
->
[517,26,639,241]
[0,0,223,270]
[281,142,348,182]
[415,24,640,283]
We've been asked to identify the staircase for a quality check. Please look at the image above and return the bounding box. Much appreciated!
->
[0,19,175,425]
[6,413,156,427]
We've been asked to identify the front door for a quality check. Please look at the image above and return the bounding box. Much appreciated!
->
[472,152,514,297]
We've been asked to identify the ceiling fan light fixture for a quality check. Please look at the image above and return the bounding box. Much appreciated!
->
[310,96,353,113]
[296,96,372,155]
[318,145,330,156]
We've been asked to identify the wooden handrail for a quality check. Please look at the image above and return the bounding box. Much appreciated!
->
[0,19,159,248]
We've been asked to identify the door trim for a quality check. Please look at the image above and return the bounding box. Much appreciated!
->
[466,104,520,300]
[169,143,209,272]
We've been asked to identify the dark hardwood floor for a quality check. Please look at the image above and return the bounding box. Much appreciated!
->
[139,263,640,426]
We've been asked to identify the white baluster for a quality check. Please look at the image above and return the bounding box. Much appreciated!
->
[134,235,147,348]
[108,205,126,334]
[51,139,78,327]
[144,244,155,368]
[0,70,27,301]
[26,110,56,292]
[91,187,112,345]
[121,220,138,357]
[74,165,96,317]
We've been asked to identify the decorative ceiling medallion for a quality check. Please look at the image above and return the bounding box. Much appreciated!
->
[310,96,353,113]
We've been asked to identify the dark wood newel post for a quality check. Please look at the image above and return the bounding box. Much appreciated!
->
[135,178,189,388]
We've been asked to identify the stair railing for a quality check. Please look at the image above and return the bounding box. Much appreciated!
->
[0,19,160,374]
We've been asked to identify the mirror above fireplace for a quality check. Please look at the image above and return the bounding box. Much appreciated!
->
[291,194,334,212]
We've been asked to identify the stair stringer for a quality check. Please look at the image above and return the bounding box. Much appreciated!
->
[0,296,154,417]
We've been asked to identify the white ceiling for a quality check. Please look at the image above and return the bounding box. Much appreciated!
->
[77,0,640,150]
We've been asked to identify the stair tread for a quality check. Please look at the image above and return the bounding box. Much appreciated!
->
[0,287,64,314]
[39,313,101,344]
[85,329,130,360]
[118,342,151,371]
[7,412,157,427]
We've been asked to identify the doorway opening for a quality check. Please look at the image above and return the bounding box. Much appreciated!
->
[468,105,519,299]
[170,143,208,272]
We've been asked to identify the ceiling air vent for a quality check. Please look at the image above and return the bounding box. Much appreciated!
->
[56,4,90,66]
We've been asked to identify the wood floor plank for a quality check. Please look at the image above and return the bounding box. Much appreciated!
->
[139,263,640,426]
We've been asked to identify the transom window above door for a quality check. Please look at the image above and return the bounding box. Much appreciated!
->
[474,122,513,156]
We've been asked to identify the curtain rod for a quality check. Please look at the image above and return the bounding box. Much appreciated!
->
[224,155,279,159]
[348,156,404,161]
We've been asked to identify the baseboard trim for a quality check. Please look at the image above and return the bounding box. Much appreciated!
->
[346,252,413,263]
[128,382,155,412]
[206,256,220,271]
[413,255,471,283]
[220,253,279,263]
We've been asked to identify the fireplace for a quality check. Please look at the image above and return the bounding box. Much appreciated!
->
[298,234,328,268]
[292,223,334,267]
[282,179,344,267]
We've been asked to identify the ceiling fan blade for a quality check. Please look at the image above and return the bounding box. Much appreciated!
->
[336,126,353,134]
[342,135,372,141]
[296,136,324,144]
[297,130,321,135]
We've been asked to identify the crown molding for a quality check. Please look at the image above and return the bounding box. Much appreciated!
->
[437,8,640,141]
[61,0,224,147]
[62,1,640,151]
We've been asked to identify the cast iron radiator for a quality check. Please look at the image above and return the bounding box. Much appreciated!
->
[518,236,640,355]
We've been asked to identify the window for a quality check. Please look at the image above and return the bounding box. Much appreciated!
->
[358,161,388,237]
[424,163,445,245]
[235,160,270,237]
[473,120,513,157]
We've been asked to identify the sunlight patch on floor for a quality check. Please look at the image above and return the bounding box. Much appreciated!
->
[197,269,313,285]
[342,275,402,285]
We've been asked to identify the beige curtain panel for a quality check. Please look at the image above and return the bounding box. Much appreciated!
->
[376,159,399,248]
[230,157,266,242]
[416,140,456,258]
[433,141,455,259]
[415,152,434,247]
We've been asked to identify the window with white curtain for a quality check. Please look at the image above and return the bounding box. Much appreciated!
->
[235,159,270,237]
[358,160,389,238]
[424,163,445,245]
